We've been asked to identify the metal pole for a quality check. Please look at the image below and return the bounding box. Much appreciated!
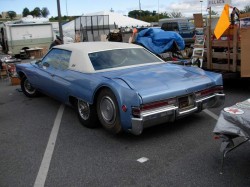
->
[57,0,64,43]
[139,0,141,19]
[200,1,203,14]
[158,0,159,21]
[207,7,212,69]
[66,0,68,16]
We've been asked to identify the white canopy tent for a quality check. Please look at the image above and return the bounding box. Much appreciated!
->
[84,11,150,28]
[62,11,150,41]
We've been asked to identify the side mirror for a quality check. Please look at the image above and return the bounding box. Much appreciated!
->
[43,62,50,68]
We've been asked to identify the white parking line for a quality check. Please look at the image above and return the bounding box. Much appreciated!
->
[32,106,217,186]
[137,157,149,163]
[203,109,219,121]
[34,104,65,187]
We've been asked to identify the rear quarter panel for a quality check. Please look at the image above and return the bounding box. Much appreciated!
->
[65,71,141,131]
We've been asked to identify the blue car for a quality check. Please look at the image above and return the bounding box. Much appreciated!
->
[16,42,225,135]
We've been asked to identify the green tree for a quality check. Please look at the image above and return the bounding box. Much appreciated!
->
[7,11,17,19]
[242,5,250,13]
[41,7,50,17]
[32,7,41,17]
[143,10,151,17]
[160,12,170,19]
[128,10,170,22]
[128,10,142,19]
[22,7,30,17]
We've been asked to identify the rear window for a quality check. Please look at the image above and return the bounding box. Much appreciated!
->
[161,22,178,31]
[88,48,161,70]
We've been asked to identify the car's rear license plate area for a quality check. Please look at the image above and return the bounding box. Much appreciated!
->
[178,95,195,111]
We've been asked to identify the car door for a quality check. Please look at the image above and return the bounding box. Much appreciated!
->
[48,49,72,102]
[29,49,56,95]
[33,49,64,96]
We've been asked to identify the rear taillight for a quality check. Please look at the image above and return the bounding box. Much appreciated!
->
[195,86,223,98]
[141,98,176,111]
[132,98,177,118]
[213,86,224,93]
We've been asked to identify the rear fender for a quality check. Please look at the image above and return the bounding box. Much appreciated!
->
[93,79,141,131]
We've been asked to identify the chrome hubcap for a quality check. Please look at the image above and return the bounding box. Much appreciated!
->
[24,79,36,94]
[100,96,116,125]
[78,100,90,120]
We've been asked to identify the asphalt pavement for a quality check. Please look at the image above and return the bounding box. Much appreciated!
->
[1,73,250,186]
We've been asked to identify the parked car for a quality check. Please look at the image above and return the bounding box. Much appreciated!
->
[16,42,225,135]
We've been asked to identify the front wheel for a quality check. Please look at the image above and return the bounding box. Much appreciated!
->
[97,89,122,134]
[21,76,38,97]
[77,99,99,128]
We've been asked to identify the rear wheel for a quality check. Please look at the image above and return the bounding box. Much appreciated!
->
[21,76,38,97]
[77,99,99,128]
[97,89,122,134]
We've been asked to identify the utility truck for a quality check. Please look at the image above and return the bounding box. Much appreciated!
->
[204,10,250,78]
[159,18,195,47]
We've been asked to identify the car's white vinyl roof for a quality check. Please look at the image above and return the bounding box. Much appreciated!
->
[53,42,144,73]
[55,41,143,54]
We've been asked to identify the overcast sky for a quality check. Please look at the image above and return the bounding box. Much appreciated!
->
[0,0,249,17]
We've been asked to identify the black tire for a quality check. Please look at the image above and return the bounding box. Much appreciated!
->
[97,89,122,134]
[21,76,38,97]
[77,99,99,128]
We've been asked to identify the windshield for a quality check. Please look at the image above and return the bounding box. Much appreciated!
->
[88,48,161,70]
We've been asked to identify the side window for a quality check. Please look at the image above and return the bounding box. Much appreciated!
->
[58,50,71,70]
[161,23,169,31]
[161,22,178,31]
[172,23,178,31]
[42,49,71,70]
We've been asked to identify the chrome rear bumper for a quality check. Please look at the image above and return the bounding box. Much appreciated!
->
[130,93,225,135]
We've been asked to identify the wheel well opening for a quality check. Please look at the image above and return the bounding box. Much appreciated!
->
[93,86,112,105]
[69,96,77,107]
[18,72,25,79]
[68,86,113,108]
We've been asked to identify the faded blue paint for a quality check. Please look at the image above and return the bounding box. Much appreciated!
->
[16,61,223,132]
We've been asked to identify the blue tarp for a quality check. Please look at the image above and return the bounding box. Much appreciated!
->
[135,28,185,55]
